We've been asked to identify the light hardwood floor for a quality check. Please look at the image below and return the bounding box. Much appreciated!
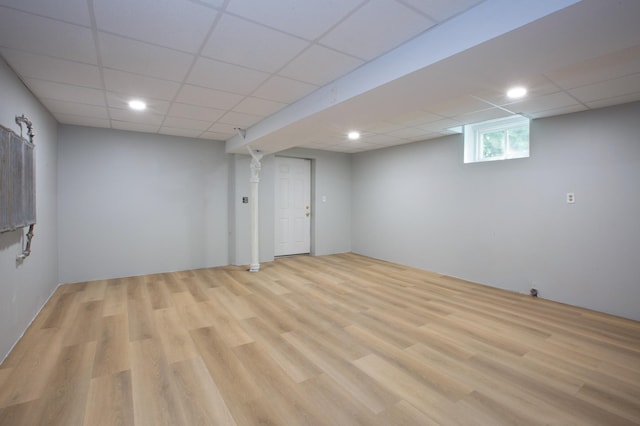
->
[1,253,639,425]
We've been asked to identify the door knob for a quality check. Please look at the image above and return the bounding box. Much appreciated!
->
[306,212,310,217]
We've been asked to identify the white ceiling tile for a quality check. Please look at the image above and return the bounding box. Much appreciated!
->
[317,140,347,149]
[202,14,309,72]
[505,92,581,116]
[585,92,640,110]
[188,0,225,9]
[207,122,237,137]
[473,76,561,107]
[320,0,435,60]
[365,133,406,145]
[364,121,405,134]
[174,85,244,110]
[24,79,105,105]
[335,140,381,152]
[103,69,180,101]
[0,0,91,26]
[386,126,431,139]
[436,128,462,136]
[545,45,640,90]
[398,0,483,21]
[278,45,364,86]
[252,76,318,103]
[296,141,326,149]
[110,108,164,125]
[0,8,96,63]
[159,127,205,138]
[41,98,109,119]
[331,142,380,154]
[93,0,217,53]
[527,104,587,119]
[454,107,514,125]
[162,116,213,131]
[316,145,343,152]
[53,113,111,128]
[200,131,228,141]
[233,97,287,116]
[312,133,347,145]
[324,143,352,153]
[168,103,226,122]
[0,49,102,88]
[350,135,384,146]
[99,33,193,82]
[105,92,170,114]
[226,0,365,40]
[187,57,270,95]
[385,110,443,127]
[568,73,640,104]
[111,120,160,133]
[218,111,263,127]
[429,96,492,118]
[415,118,463,132]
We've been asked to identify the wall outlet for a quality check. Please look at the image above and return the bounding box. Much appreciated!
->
[566,192,575,204]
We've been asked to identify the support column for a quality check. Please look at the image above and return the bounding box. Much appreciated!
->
[248,146,263,272]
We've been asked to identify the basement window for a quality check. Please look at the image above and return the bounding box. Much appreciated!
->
[464,115,529,163]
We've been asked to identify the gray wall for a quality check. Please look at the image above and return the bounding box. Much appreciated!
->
[0,58,59,360]
[57,129,352,281]
[229,148,351,266]
[352,101,640,320]
[58,126,229,283]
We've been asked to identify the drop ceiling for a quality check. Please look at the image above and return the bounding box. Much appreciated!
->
[1,0,639,154]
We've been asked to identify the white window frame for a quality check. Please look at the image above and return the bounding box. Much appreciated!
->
[464,115,530,163]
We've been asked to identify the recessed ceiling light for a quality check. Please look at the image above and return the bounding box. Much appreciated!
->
[348,131,360,140]
[128,99,147,111]
[506,86,527,99]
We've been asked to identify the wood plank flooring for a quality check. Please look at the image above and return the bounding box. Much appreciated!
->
[1,253,639,425]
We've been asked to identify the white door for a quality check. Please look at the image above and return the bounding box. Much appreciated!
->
[274,157,311,256]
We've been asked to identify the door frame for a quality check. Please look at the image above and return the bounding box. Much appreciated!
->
[273,155,314,257]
